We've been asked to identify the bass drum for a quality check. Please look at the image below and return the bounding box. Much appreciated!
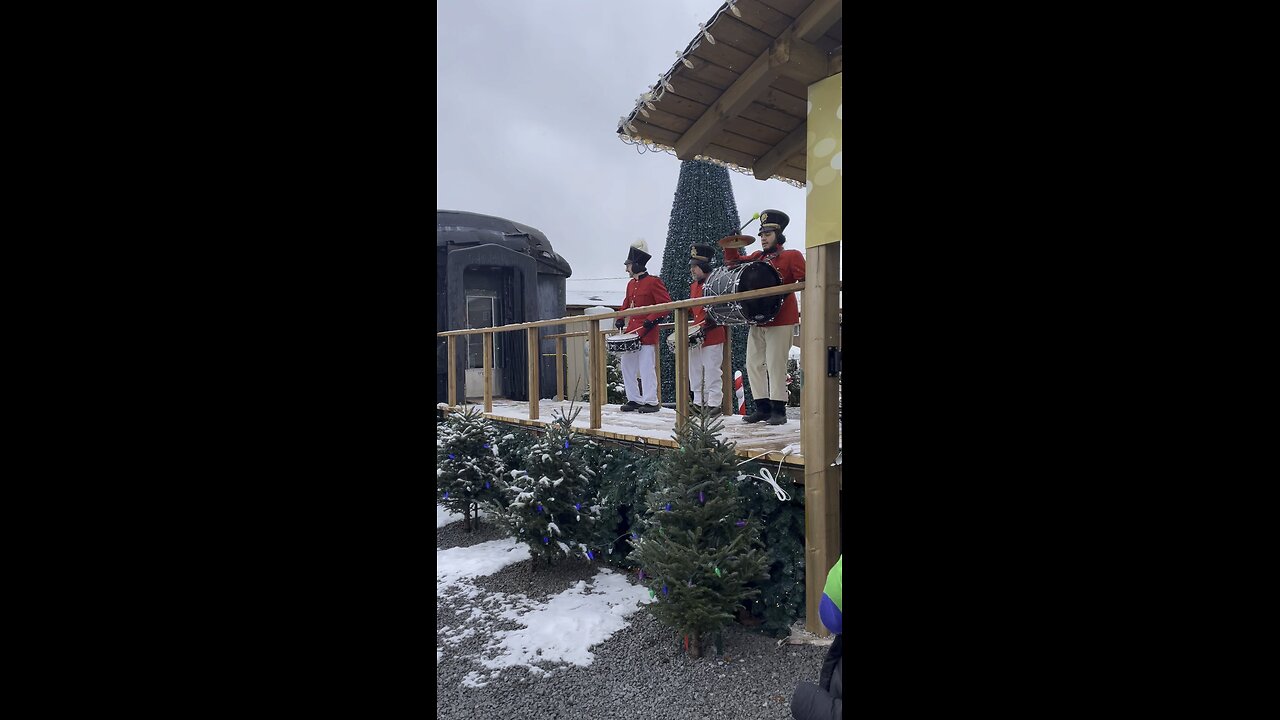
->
[702,262,783,325]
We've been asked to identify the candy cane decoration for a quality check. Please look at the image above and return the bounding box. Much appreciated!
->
[734,370,745,415]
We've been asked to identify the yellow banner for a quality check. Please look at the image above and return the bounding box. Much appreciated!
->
[806,72,842,248]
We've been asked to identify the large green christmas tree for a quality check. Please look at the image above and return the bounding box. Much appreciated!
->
[658,160,755,413]
[628,408,770,657]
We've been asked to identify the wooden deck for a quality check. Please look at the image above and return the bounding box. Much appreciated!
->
[446,398,822,470]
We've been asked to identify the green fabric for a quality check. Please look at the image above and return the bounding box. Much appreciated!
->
[823,555,842,612]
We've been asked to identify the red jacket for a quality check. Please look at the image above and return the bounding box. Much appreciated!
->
[690,280,727,346]
[622,273,671,345]
[725,245,805,326]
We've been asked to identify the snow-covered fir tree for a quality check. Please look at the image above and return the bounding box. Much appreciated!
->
[628,408,769,657]
[436,406,506,532]
[500,405,604,566]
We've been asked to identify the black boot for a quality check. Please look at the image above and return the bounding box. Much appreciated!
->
[766,400,788,425]
[743,398,770,423]
[620,401,639,412]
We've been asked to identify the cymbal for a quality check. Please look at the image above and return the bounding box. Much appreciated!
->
[718,234,756,248]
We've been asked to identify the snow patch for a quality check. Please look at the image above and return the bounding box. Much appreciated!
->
[437,536,531,594]
[477,568,653,670]
[436,503,486,529]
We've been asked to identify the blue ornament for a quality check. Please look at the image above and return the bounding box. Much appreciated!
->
[537,504,544,513]
[485,482,491,489]
[444,491,449,499]
[564,440,569,449]
[586,550,594,560]
[665,503,671,512]
[662,585,668,595]
[448,454,455,460]
[575,503,581,511]
[543,537,549,544]
[483,443,490,449]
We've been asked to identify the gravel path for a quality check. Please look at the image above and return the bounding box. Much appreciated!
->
[436,517,829,720]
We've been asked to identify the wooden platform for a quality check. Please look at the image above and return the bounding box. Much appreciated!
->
[447,399,817,470]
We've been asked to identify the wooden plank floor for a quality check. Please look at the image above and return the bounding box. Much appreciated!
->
[450,399,817,469]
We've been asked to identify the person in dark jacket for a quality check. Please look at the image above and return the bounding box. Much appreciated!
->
[792,555,842,719]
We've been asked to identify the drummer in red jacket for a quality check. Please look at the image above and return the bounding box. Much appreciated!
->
[688,243,729,415]
[614,239,671,413]
[722,209,805,425]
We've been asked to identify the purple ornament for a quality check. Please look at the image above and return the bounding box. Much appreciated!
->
[485,481,490,489]
[564,440,569,449]
[444,491,449,499]
[699,491,704,504]
[483,443,490,449]
[638,570,645,580]
[735,520,746,527]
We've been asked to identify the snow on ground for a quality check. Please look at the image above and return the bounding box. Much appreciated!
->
[437,536,530,593]
[437,503,487,529]
[479,568,652,672]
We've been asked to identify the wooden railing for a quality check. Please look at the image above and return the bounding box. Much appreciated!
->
[437,281,823,430]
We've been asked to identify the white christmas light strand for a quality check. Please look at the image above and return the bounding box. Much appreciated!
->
[617,0,805,190]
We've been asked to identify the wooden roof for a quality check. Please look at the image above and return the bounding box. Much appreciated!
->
[618,0,842,186]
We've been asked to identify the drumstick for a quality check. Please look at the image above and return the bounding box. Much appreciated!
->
[737,212,761,234]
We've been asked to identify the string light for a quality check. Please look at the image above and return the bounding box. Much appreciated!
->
[616,3,807,190]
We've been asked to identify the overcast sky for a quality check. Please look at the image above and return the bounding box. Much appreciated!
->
[436,0,809,286]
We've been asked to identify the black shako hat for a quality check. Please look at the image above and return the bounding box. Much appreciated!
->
[626,239,651,269]
[759,209,790,233]
[690,244,717,262]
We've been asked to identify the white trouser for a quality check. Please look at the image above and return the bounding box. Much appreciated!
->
[688,342,725,408]
[620,343,657,405]
[746,324,795,402]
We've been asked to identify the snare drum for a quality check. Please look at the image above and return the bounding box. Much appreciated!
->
[606,332,642,355]
[702,262,783,326]
[666,324,706,352]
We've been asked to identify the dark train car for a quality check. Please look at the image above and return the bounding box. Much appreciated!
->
[437,210,571,404]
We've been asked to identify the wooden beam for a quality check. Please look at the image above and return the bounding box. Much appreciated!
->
[593,330,607,429]
[777,37,830,85]
[673,0,841,160]
[654,330,663,406]
[796,0,843,43]
[590,332,602,428]
[447,335,458,407]
[801,241,841,636]
[527,328,540,421]
[482,332,493,414]
[674,308,690,427]
[722,335,733,415]
[438,282,807,337]
[753,121,807,180]
[556,336,565,401]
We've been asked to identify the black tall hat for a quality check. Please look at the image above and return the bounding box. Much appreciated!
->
[626,239,651,268]
[690,244,717,262]
[759,209,790,232]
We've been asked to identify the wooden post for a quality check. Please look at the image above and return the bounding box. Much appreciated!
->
[593,329,607,429]
[556,337,565,402]
[482,331,494,414]
[447,335,458,408]
[654,329,663,406]
[721,330,733,415]
[527,328,540,421]
[674,308,689,425]
[801,242,841,636]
